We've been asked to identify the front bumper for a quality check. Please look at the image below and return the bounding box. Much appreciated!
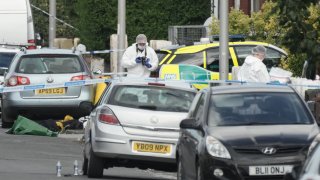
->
[199,152,306,180]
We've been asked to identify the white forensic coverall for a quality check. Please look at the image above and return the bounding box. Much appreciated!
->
[121,43,159,77]
[237,55,270,83]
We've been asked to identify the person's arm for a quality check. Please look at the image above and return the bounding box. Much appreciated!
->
[121,48,138,68]
[145,48,159,71]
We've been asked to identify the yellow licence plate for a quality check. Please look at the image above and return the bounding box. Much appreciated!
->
[36,88,65,95]
[133,141,171,154]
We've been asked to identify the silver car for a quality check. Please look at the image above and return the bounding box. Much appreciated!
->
[1,48,95,128]
[82,78,196,178]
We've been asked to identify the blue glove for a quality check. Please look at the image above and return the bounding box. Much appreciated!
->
[135,57,142,63]
[143,58,152,68]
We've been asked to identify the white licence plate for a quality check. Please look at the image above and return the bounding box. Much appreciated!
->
[249,165,293,176]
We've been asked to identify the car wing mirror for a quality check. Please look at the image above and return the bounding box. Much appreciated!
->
[180,118,199,129]
[93,69,102,75]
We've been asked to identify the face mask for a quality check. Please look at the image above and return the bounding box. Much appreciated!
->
[138,45,145,50]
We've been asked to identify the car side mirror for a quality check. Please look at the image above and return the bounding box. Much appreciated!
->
[180,118,199,129]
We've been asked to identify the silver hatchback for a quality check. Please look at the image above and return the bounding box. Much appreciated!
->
[82,78,196,178]
[1,48,95,127]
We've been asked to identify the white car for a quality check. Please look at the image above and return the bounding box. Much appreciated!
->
[82,78,197,178]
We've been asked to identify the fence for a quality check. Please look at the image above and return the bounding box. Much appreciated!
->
[168,25,208,45]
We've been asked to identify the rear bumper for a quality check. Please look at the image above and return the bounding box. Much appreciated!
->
[90,122,178,164]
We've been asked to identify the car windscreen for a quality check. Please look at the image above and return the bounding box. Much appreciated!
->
[108,85,195,112]
[208,92,313,126]
[0,52,15,68]
[16,54,82,74]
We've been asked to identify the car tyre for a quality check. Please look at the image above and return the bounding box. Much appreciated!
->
[1,108,13,128]
[87,144,104,178]
[196,162,204,180]
[177,157,183,180]
[82,153,88,175]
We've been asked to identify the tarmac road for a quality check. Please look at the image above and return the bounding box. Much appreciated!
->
[0,126,176,180]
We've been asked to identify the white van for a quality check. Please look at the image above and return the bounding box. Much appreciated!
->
[0,0,35,48]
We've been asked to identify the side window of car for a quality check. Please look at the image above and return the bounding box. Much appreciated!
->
[233,45,255,66]
[173,52,203,65]
[234,45,284,71]
[193,93,206,122]
[206,48,233,72]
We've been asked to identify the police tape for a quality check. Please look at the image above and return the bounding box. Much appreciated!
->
[82,49,125,55]
[0,76,319,94]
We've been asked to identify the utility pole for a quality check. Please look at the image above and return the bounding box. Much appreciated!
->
[117,0,126,73]
[49,0,56,48]
[219,0,229,80]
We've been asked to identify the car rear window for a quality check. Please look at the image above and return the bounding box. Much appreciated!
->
[16,55,82,74]
[208,92,313,126]
[108,85,195,112]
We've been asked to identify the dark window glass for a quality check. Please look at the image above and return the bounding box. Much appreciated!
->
[173,52,203,65]
[17,55,82,74]
[193,93,205,122]
[108,85,195,112]
[208,92,313,126]
[0,52,15,68]
[206,48,233,72]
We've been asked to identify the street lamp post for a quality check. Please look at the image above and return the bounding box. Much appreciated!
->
[219,0,229,81]
[117,0,126,73]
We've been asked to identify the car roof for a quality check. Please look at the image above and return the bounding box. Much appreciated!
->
[207,84,295,94]
[108,77,197,91]
[15,48,82,56]
[0,47,20,53]
[158,41,287,56]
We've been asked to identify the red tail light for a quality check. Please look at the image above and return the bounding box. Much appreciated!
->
[70,75,91,81]
[7,76,30,86]
[98,107,120,125]
[27,39,36,49]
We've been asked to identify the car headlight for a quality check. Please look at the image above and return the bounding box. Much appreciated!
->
[206,136,231,159]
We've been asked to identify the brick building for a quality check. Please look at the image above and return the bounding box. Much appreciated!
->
[212,0,267,18]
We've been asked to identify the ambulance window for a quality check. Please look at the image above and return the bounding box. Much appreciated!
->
[173,52,203,65]
[206,48,233,72]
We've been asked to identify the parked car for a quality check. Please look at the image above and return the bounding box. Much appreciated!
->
[1,48,95,128]
[155,41,288,79]
[82,78,197,178]
[0,47,20,83]
[284,135,320,180]
[177,84,319,180]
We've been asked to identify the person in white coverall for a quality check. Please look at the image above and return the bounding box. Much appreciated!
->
[121,34,159,77]
[237,45,271,83]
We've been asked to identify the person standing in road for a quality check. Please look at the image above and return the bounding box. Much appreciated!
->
[121,34,159,77]
[237,45,271,83]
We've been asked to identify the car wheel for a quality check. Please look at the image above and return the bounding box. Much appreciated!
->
[177,158,183,180]
[87,143,104,178]
[196,162,204,180]
[1,108,14,128]
[82,153,88,175]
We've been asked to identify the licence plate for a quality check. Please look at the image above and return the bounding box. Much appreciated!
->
[132,141,171,154]
[249,165,293,176]
[35,88,65,95]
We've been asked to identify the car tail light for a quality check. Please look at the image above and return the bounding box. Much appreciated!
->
[27,39,36,49]
[148,82,165,86]
[70,75,91,81]
[98,107,120,125]
[7,76,30,86]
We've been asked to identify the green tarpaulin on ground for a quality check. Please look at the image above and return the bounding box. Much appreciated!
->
[7,115,58,137]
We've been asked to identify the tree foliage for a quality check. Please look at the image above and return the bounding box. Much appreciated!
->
[31,0,78,43]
